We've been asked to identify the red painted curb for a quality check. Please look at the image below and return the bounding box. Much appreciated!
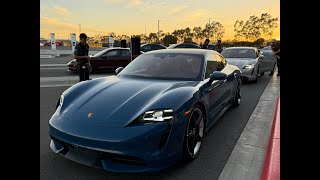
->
[261,97,280,180]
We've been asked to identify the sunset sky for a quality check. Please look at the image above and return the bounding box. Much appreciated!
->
[40,0,280,41]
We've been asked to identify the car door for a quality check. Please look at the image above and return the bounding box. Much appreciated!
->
[257,49,269,72]
[262,50,277,72]
[216,54,234,108]
[118,49,132,68]
[202,54,226,125]
[98,49,121,70]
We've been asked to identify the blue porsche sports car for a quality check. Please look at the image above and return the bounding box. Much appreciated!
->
[49,49,242,172]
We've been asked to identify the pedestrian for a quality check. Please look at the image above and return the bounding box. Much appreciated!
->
[270,39,280,76]
[201,39,210,49]
[74,33,92,82]
[212,40,223,53]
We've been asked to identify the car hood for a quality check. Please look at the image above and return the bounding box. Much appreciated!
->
[225,58,257,68]
[59,76,198,127]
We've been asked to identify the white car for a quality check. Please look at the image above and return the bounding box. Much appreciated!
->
[221,47,274,83]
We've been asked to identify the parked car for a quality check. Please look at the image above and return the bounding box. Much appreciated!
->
[44,41,63,46]
[140,43,166,52]
[221,47,269,83]
[167,43,201,49]
[67,48,143,72]
[49,49,242,172]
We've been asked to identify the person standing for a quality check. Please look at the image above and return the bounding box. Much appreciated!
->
[212,40,223,53]
[271,39,280,76]
[74,33,91,81]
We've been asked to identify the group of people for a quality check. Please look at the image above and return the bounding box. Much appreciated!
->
[74,33,280,82]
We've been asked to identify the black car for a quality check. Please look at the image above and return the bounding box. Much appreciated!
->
[167,43,200,49]
[140,43,166,52]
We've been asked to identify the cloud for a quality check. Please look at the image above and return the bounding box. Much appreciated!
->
[104,0,125,4]
[168,5,189,15]
[129,0,144,6]
[52,6,72,17]
[181,9,215,22]
[40,16,106,39]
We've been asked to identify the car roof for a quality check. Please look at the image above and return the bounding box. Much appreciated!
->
[143,48,217,55]
[224,47,257,50]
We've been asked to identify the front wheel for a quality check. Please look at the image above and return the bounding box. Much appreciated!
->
[183,105,205,161]
[233,86,241,107]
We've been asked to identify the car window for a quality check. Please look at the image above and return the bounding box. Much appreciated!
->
[205,53,220,79]
[141,45,151,52]
[215,55,225,71]
[119,53,204,81]
[152,44,165,50]
[185,44,200,48]
[218,55,227,67]
[103,50,120,57]
[176,44,185,48]
[221,49,256,59]
[120,50,131,57]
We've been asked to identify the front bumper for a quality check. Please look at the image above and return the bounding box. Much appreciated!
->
[241,68,257,81]
[49,113,187,172]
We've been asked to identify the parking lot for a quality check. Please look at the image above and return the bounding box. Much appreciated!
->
[40,54,277,179]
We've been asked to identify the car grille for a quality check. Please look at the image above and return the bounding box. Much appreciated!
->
[52,137,147,166]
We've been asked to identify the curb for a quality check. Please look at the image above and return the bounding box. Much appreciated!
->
[260,97,280,180]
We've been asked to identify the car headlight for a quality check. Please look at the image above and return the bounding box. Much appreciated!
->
[142,109,174,122]
[243,64,255,69]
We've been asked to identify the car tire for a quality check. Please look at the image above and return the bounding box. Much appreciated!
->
[233,82,241,107]
[183,105,205,161]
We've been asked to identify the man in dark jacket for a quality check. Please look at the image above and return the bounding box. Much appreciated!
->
[74,33,91,81]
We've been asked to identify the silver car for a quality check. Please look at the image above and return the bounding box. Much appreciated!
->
[221,47,274,83]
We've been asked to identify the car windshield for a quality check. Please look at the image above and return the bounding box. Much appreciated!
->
[119,53,204,81]
[221,49,256,59]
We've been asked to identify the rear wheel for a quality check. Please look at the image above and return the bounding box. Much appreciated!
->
[183,105,205,161]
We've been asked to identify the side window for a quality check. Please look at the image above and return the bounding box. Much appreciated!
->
[102,50,119,58]
[120,50,131,57]
[219,55,227,67]
[205,53,219,79]
[176,44,185,48]
[215,55,225,71]
[141,45,151,52]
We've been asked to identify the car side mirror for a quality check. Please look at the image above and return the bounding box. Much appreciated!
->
[115,67,124,74]
[209,71,227,82]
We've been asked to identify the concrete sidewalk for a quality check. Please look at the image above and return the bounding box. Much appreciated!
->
[218,75,280,180]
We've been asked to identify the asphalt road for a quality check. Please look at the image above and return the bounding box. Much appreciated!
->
[40,71,272,179]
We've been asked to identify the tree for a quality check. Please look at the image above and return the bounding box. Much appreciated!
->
[233,13,278,42]
[183,37,193,43]
[148,33,157,42]
[163,34,178,46]
[253,38,265,47]
[109,32,116,38]
[193,26,203,43]
[202,21,225,41]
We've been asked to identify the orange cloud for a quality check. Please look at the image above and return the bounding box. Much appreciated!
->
[52,6,72,17]
[181,9,215,22]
